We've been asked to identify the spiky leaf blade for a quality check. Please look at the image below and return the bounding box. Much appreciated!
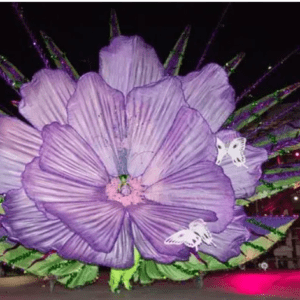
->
[109,9,121,40]
[164,25,191,76]
[224,83,300,130]
[40,31,79,80]
[224,52,245,76]
[0,55,28,93]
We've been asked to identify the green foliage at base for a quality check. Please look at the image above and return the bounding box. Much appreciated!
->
[0,238,98,288]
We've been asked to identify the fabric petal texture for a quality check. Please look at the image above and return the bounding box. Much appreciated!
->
[2,189,133,269]
[40,122,109,187]
[144,161,235,233]
[216,130,268,198]
[59,216,134,268]
[142,106,217,186]
[198,206,251,262]
[19,69,76,130]
[2,188,74,252]
[131,222,185,264]
[126,77,187,177]
[0,116,41,193]
[67,72,126,176]
[22,157,106,204]
[99,35,164,96]
[127,203,217,258]
[180,63,235,132]
[42,201,125,253]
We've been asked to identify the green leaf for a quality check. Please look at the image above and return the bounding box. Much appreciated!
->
[109,9,121,40]
[164,25,191,76]
[0,240,98,288]
[0,55,28,93]
[223,52,245,76]
[109,247,141,293]
[224,83,300,129]
[40,31,80,80]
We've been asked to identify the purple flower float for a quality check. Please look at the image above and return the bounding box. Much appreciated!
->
[0,35,267,290]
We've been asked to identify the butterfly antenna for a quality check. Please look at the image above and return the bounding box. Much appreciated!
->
[12,3,50,68]
[236,46,300,103]
[196,3,231,70]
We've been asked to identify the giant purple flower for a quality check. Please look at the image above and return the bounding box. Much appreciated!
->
[0,36,267,268]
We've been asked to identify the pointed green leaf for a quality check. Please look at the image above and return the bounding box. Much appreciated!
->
[40,31,79,80]
[0,55,28,93]
[109,9,121,40]
[224,83,300,129]
[244,176,300,203]
[264,166,300,175]
[164,25,191,76]
[224,52,245,76]
[269,143,300,160]
[253,124,300,155]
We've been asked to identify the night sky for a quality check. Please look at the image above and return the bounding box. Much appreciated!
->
[0,2,299,114]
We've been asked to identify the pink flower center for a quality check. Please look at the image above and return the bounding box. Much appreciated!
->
[105,176,144,206]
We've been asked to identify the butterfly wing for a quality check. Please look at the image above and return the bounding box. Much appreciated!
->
[228,137,247,167]
[216,138,227,165]
[189,219,216,247]
[164,230,201,249]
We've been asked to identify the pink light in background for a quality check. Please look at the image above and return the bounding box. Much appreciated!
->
[224,273,282,294]
[204,270,300,299]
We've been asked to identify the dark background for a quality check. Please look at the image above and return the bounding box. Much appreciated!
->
[0,2,299,112]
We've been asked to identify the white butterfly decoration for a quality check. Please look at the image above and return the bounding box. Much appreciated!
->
[216,137,248,168]
[164,219,216,251]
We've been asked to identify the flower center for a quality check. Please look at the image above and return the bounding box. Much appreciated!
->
[105,175,144,206]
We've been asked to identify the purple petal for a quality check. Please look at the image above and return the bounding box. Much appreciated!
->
[198,206,251,262]
[42,200,125,253]
[2,189,133,268]
[40,122,109,187]
[126,77,187,177]
[59,216,134,268]
[180,63,235,132]
[0,226,7,238]
[2,188,74,252]
[99,36,164,96]
[127,203,216,257]
[67,72,126,176]
[131,222,186,264]
[144,161,235,233]
[22,157,106,203]
[142,106,216,186]
[216,130,268,198]
[0,116,41,193]
[19,69,76,130]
